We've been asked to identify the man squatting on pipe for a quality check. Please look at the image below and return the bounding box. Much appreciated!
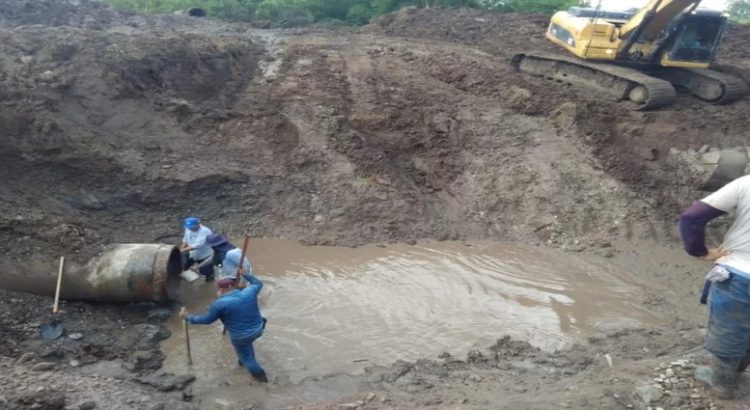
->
[181,217,215,281]
[679,174,750,399]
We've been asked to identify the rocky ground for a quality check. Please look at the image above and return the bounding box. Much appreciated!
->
[2,1,750,409]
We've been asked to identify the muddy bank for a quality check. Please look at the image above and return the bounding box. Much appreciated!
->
[0,288,199,410]
[1,2,750,410]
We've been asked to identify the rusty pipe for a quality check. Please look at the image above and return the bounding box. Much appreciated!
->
[3,244,183,303]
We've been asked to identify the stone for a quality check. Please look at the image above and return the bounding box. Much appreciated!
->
[130,349,164,371]
[635,384,664,404]
[68,333,84,341]
[79,401,97,410]
[147,308,172,321]
[468,374,483,382]
[31,362,56,371]
[338,401,365,409]
[701,150,722,164]
[365,393,375,402]
[16,352,36,365]
[135,372,196,392]
[182,387,194,402]
[135,324,170,343]
[665,368,674,378]
[382,360,412,382]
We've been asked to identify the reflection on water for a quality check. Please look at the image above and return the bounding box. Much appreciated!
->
[162,239,659,390]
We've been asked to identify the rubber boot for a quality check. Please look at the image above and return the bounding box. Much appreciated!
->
[695,356,740,399]
[252,371,269,383]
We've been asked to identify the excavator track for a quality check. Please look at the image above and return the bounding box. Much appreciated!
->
[511,52,676,110]
[648,67,749,105]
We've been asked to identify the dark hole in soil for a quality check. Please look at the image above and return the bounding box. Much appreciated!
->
[187,8,207,17]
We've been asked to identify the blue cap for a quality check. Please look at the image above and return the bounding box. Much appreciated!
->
[184,217,200,229]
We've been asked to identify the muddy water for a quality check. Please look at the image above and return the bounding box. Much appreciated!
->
[162,239,659,397]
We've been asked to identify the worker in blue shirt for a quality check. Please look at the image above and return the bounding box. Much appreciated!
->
[179,271,268,382]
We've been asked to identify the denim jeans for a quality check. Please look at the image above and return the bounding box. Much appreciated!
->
[706,272,750,361]
[231,330,265,377]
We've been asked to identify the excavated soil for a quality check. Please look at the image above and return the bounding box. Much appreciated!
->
[2,1,750,409]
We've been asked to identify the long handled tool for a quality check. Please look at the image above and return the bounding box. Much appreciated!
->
[234,234,250,287]
[41,256,65,340]
[183,317,193,366]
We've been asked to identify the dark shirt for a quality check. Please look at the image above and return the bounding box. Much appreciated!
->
[679,201,726,257]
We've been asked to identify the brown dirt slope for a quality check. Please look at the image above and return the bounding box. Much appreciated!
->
[1,5,749,272]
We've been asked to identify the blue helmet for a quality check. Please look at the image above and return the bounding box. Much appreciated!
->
[184,217,200,229]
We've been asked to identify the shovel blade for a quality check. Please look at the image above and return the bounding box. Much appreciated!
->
[180,270,200,282]
[40,321,63,340]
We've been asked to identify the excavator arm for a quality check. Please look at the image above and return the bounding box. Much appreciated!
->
[619,0,702,42]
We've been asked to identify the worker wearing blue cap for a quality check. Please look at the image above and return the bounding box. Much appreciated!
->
[181,217,215,281]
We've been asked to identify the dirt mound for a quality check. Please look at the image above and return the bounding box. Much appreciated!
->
[369,6,554,55]
[2,7,750,273]
[370,7,750,228]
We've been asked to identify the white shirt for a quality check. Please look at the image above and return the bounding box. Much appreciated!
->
[702,175,750,274]
[183,225,213,261]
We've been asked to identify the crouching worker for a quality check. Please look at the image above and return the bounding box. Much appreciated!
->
[181,217,215,281]
[179,270,268,383]
[679,175,750,399]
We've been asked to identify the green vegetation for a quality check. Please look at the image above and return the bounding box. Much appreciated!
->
[103,0,579,26]
[729,0,750,23]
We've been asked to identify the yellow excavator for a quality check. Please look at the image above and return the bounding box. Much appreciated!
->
[511,0,748,109]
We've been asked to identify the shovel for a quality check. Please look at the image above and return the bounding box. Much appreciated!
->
[41,256,65,340]
[183,317,193,366]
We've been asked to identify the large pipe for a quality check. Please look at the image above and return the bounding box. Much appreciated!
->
[2,244,183,303]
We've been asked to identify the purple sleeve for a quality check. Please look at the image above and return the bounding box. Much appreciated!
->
[678,201,726,257]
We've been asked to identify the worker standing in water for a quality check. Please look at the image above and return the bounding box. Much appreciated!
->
[180,217,215,281]
[179,269,268,383]
[679,175,750,399]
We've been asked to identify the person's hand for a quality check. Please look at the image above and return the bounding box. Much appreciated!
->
[179,307,189,320]
[700,247,729,262]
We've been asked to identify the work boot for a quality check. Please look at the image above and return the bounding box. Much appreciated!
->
[695,356,740,399]
[204,273,215,282]
[252,371,269,383]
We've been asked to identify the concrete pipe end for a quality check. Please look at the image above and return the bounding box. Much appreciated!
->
[155,245,183,302]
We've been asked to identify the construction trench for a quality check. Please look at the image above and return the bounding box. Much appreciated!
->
[3,1,750,409]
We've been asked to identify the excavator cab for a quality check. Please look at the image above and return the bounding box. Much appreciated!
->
[665,11,727,64]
